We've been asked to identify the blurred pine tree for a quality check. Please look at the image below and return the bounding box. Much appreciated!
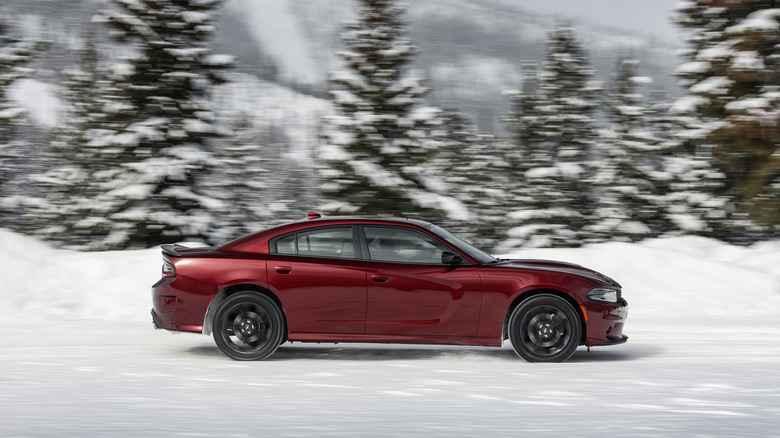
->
[317,0,457,221]
[675,0,780,239]
[500,26,600,249]
[0,11,47,226]
[38,0,235,250]
[26,25,105,248]
[585,58,673,243]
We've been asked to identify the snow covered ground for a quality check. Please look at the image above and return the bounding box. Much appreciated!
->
[1,228,779,437]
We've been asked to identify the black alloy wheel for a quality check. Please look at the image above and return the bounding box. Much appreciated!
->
[508,294,581,362]
[213,292,285,360]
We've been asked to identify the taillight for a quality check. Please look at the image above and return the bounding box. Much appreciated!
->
[162,259,176,277]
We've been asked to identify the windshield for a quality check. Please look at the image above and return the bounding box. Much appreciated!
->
[427,225,497,265]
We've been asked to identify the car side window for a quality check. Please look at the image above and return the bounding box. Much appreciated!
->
[271,227,355,259]
[364,226,450,264]
[275,234,297,255]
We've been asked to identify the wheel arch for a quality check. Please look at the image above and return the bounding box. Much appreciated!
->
[502,289,587,345]
[203,284,287,340]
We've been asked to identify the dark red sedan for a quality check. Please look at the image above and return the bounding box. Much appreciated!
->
[152,213,628,362]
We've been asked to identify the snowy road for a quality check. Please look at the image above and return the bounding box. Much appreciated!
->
[2,317,779,438]
[2,232,780,437]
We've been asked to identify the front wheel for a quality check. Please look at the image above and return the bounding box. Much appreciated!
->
[213,292,285,360]
[508,294,581,363]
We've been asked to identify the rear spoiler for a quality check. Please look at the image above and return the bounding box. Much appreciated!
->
[161,243,188,257]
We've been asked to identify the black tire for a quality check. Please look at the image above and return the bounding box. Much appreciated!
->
[508,294,581,363]
[212,292,285,360]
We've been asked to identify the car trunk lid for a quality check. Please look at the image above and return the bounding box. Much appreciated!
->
[161,243,215,257]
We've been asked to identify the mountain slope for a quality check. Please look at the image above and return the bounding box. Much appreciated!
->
[5,0,681,134]
[228,0,681,132]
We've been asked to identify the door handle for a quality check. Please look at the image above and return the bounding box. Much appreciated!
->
[371,274,389,283]
[275,266,292,274]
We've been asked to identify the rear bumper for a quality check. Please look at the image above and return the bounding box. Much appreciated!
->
[151,310,163,330]
[151,277,208,334]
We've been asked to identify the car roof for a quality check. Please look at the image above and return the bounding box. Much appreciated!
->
[220,214,436,253]
[295,215,433,227]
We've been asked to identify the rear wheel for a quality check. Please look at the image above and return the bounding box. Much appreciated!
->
[213,292,285,360]
[508,294,581,362]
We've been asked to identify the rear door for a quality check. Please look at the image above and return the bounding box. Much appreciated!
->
[361,225,483,337]
[267,225,366,334]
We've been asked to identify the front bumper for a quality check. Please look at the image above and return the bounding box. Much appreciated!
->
[585,298,628,347]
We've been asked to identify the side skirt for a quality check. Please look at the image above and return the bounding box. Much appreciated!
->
[287,332,503,347]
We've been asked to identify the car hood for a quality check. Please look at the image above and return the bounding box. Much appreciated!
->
[493,259,621,288]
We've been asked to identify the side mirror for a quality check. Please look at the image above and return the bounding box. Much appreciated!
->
[441,251,463,265]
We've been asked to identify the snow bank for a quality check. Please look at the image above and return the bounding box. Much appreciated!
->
[0,228,159,323]
[2,228,778,327]
[505,236,780,324]
[1,228,779,437]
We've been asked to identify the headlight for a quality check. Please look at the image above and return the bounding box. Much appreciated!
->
[586,288,621,304]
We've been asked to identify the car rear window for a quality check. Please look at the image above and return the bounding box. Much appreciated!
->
[271,227,355,259]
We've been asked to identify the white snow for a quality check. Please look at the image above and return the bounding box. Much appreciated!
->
[429,56,520,99]
[181,11,209,24]
[203,53,235,66]
[407,191,471,222]
[675,60,710,75]
[730,51,766,71]
[1,229,779,437]
[726,97,771,111]
[629,75,654,84]
[726,8,780,33]
[8,78,63,127]
[0,107,27,121]
[213,73,331,163]
[670,94,709,113]
[690,76,732,95]
[348,160,408,188]
[697,42,735,62]
[525,166,559,179]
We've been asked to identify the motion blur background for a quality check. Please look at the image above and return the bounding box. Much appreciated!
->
[1,0,778,251]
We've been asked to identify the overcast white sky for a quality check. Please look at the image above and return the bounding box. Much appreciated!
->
[489,0,684,43]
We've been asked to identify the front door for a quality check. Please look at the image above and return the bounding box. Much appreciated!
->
[362,226,482,337]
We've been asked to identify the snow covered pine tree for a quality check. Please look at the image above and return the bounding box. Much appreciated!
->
[501,26,601,249]
[0,11,46,229]
[63,0,234,250]
[318,0,461,221]
[585,58,673,243]
[25,26,105,248]
[428,108,508,249]
[675,0,780,238]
